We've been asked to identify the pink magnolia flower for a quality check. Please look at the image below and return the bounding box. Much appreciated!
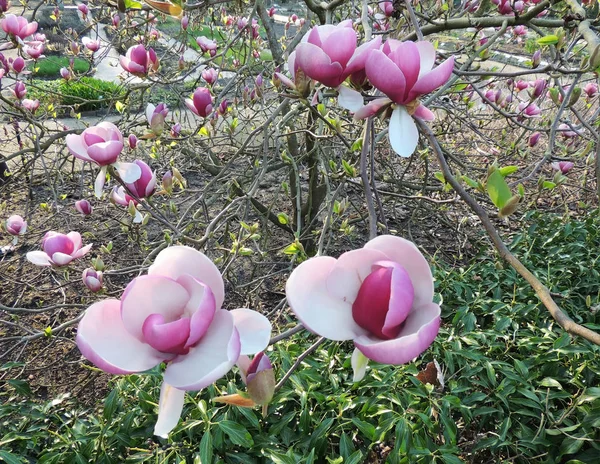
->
[75,245,272,437]
[162,171,173,193]
[360,40,455,157]
[82,268,103,292]
[0,0,10,13]
[286,235,440,380]
[60,67,72,80]
[112,14,120,28]
[110,159,156,222]
[75,199,93,216]
[146,103,169,135]
[24,41,44,60]
[82,37,100,53]
[517,102,541,118]
[78,3,89,17]
[185,87,213,117]
[181,16,189,30]
[551,161,574,174]
[514,80,529,91]
[196,36,217,54]
[532,50,542,67]
[529,78,547,98]
[171,123,181,138]
[379,1,394,16]
[293,20,381,89]
[1,14,38,42]
[584,82,598,99]
[128,134,138,149]
[201,67,218,85]
[11,81,26,100]
[6,214,26,236]
[558,123,579,138]
[66,122,142,197]
[26,231,92,267]
[513,25,527,36]
[21,98,39,113]
[267,7,276,17]
[119,45,159,77]
[10,57,25,74]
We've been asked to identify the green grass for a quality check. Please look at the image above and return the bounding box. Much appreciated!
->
[29,56,90,78]
[1,212,600,463]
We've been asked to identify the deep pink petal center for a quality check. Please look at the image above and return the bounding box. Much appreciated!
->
[142,314,191,355]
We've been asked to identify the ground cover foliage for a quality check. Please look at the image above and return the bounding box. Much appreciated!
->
[2,0,600,462]
[2,213,600,464]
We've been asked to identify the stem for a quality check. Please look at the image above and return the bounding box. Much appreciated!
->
[360,119,377,240]
[274,337,326,393]
[417,120,600,345]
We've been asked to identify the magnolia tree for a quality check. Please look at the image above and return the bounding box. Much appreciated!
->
[1,0,600,442]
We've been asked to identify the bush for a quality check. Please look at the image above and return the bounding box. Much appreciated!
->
[29,56,90,78]
[28,77,124,113]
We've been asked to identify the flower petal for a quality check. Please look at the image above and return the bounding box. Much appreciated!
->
[154,382,186,438]
[95,166,107,198]
[413,104,435,121]
[415,41,436,77]
[149,246,225,310]
[76,299,168,374]
[26,250,52,266]
[389,41,421,99]
[295,42,344,88]
[351,347,369,382]
[326,248,389,303]
[112,161,142,183]
[353,97,392,120]
[353,302,441,364]
[121,275,190,340]
[388,106,419,158]
[51,252,75,266]
[87,140,123,166]
[65,134,93,163]
[364,235,434,307]
[230,308,271,355]
[409,56,455,101]
[286,256,366,341]
[175,274,216,348]
[365,50,406,104]
[338,85,364,113]
[163,309,241,390]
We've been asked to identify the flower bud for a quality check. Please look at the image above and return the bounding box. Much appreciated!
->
[128,134,138,149]
[162,170,173,193]
[82,268,103,293]
[532,50,541,68]
[568,86,582,107]
[5,214,27,236]
[243,352,276,406]
[528,132,541,147]
[75,199,92,216]
[170,123,181,138]
[181,16,189,31]
[499,195,520,218]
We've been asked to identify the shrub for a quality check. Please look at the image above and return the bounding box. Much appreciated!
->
[29,56,90,78]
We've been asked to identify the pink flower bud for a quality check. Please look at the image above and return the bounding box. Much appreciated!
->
[218,99,228,115]
[185,87,213,118]
[170,123,181,138]
[75,199,93,216]
[551,161,574,174]
[12,81,26,100]
[21,98,39,113]
[532,50,541,67]
[196,36,217,54]
[78,3,89,17]
[112,14,120,28]
[584,82,598,99]
[268,7,276,17]
[162,170,173,193]
[515,80,529,91]
[243,352,275,406]
[181,16,189,30]
[10,57,25,74]
[128,134,138,149]
[60,67,72,80]
[82,37,100,53]
[528,132,541,147]
[70,41,80,55]
[6,214,26,236]
[82,268,103,292]
[201,67,218,85]
[0,0,10,13]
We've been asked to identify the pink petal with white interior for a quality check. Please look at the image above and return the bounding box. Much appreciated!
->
[149,246,225,310]
[364,235,434,307]
[413,104,435,121]
[326,248,389,303]
[87,141,123,166]
[236,354,251,384]
[72,243,93,259]
[26,250,52,266]
[66,231,82,250]
[76,299,168,374]
[230,308,271,355]
[353,97,392,120]
[286,256,366,341]
[389,106,419,157]
[353,302,441,364]
[409,56,455,101]
[146,103,156,125]
[50,252,75,266]
[113,161,142,184]
[121,275,191,340]
[344,36,382,77]
[377,261,415,338]
[415,41,436,77]
[389,42,420,99]
[163,309,241,390]
[154,382,186,438]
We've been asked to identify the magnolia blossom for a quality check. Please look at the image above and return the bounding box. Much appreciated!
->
[558,123,579,138]
[1,14,38,42]
[517,102,541,118]
[21,98,39,113]
[201,68,218,85]
[356,40,454,157]
[5,214,26,244]
[584,82,598,99]
[75,246,272,437]
[235,351,276,406]
[82,37,100,53]
[110,159,156,222]
[66,122,142,197]
[551,161,574,174]
[11,81,26,100]
[146,103,168,135]
[185,88,213,117]
[196,36,217,54]
[75,199,93,216]
[293,20,381,89]
[24,41,44,60]
[120,45,159,77]
[286,235,440,381]
[10,57,25,74]
[379,1,394,16]
[528,132,541,147]
[82,268,103,293]
[60,67,72,80]
[26,231,92,267]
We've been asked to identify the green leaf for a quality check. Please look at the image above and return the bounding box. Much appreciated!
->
[499,166,518,177]
[346,451,364,464]
[339,433,355,459]
[537,35,559,45]
[198,431,213,464]
[103,388,120,420]
[487,169,512,209]
[277,213,289,225]
[351,417,376,440]
[441,454,463,464]
[218,420,254,448]
[0,451,24,464]
[539,377,563,389]
[7,379,31,396]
